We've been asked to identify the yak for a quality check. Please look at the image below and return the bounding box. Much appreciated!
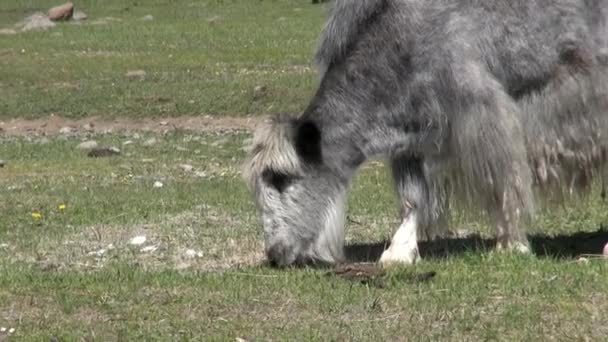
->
[243,0,608,267]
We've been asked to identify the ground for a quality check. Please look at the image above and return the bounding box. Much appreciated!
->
[1,0,607,341]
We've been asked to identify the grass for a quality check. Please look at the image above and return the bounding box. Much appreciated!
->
[1,0,608,340]
[0,132,607,340]
[0,0,323,119]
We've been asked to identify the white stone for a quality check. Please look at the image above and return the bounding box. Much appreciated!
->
[184,249,203,258]
[178,164,194,172]
[153,181,164,188]
[140,245,158,253]
[143,138,157,146]
[77,140,98,150]
[59,126,73,134]
[129,235,147,246]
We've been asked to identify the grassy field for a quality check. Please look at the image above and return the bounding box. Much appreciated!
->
[0,0,322,119]
[1,0,608,341]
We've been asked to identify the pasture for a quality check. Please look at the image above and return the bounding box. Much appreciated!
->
[1,0,607,340]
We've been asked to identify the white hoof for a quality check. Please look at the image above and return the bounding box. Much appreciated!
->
[379,245,420,266]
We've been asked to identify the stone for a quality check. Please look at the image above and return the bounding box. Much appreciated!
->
[140,245,158,253]
[87,147,121,158]
[77,140,98,150]
[48,2,74,21]
[82,123,94,132]
[253,85,267,99]
[178,164,194,172]
[0,160,5,168]
[129,235,147,246]
[72,10,88,21]
[207,16,222,25]
[140,15,154,21]
[125,70,146,80]
[143,137,157,146]
[59,126,73,134]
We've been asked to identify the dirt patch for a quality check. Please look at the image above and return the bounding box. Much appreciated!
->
[0,115,261,137]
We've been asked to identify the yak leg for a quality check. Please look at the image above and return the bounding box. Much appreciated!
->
[448,64,534,253]
[379,156,429,266]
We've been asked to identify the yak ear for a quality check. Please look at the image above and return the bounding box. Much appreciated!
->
[241,114,302,189]
[294,119,322,164]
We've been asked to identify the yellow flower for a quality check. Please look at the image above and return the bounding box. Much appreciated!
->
[31,212,42,220]
[58,204,67,212]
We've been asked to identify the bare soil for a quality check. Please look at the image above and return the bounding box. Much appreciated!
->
[0,115,261,136]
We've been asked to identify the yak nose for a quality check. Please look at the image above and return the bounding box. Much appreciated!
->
[265,242,294,267]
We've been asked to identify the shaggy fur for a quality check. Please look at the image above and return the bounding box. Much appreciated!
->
[244,0,608,266]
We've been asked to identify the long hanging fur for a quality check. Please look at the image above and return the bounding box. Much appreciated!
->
[522,69,608,198]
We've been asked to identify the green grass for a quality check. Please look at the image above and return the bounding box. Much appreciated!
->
[0,0,323,119]
[0,132,607,340]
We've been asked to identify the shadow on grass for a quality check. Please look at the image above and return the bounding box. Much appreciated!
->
[345,226,608,263]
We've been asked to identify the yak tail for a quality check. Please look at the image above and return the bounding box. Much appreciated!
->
[521,69,608,200]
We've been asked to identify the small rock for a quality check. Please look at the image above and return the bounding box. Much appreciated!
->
[143,138,157,146]
[0,327,6,332]
[194,171,207,178]
[0,160,5,168]
[159,121,168,126]
[211,137,229,146]
[141,245,158,253]
[122,140,134,146]
[87,147,121,158]
[48,2,74,21]
[72,10,88,21]
[125,70,146,80]
[82,123,94,131]
[8,328,15,334]
[178,164,194,172]
[88,248,107,257]
[207,16,222,25]
[153,181,164,188]
[184,249,203,258]
[576,257,589,264]
[59,126,73,134]
[253,85,267,99]
[0,29,17,35]
[17,12,56,32]
[140,15,154,21]
[129,235,147,246]
[77,140,98,150]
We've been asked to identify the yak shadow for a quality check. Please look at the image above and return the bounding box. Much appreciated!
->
[345,226,608,263]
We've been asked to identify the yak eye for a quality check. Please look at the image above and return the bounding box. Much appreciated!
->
[261,169,293,193]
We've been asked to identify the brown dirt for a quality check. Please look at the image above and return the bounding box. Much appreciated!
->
[0,115,261,136]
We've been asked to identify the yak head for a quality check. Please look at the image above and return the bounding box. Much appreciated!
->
[242,114,347,267]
